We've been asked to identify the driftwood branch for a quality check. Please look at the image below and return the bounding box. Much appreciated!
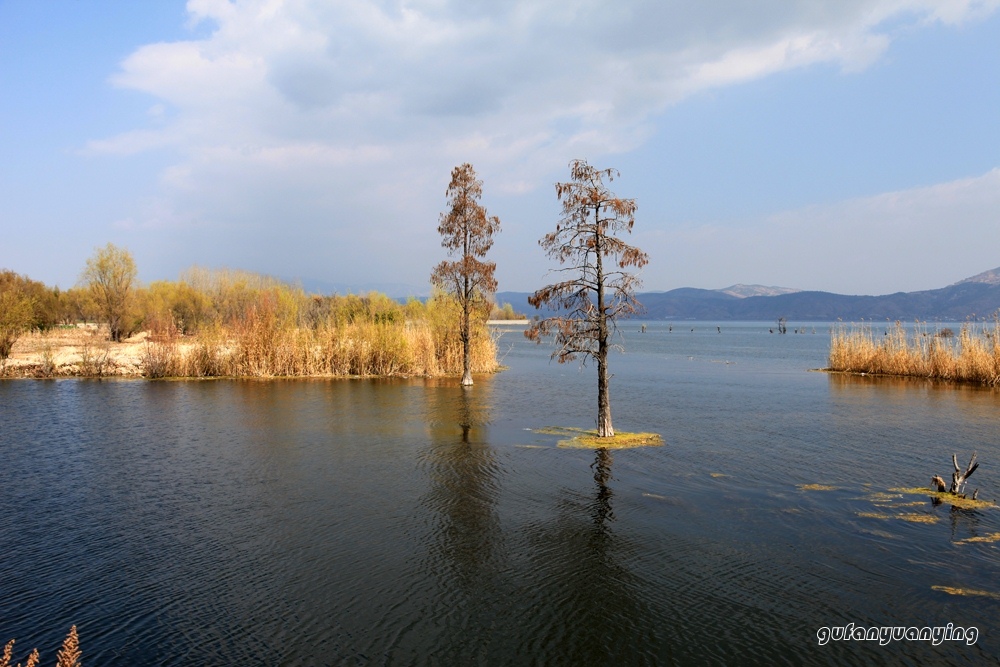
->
[931,452,979,498]
[950,452,978,495]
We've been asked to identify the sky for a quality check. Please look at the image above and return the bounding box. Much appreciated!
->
[1,0,999,297]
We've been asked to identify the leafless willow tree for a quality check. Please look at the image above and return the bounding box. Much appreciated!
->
[431,163,501,386]
[526,160,649,437]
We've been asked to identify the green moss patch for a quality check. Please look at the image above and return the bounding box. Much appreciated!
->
[533,426,663,449]
[889,487,996,510]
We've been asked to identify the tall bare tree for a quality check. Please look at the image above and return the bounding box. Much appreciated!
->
[431,163,501,386]
[82,243,138,342]
[526,160,649,437]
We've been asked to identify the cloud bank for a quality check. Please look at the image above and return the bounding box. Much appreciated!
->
[89,0,1000,292]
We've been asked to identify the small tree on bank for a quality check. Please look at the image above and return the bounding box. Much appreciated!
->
[431,163,501,386]
[0,286,34,361]
[526,160,649,437]
[82,243,138,342]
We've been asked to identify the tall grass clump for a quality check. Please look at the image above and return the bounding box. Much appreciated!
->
[829,320,1000,385]
[131,269,500,379]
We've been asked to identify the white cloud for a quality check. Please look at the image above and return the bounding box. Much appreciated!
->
[89,0,998,289]
[639,169,1000,295]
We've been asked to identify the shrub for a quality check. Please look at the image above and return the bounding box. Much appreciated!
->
[0,288,34,360]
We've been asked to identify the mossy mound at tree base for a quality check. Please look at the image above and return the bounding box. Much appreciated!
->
[888,487,996,510]
[533,426,663,449]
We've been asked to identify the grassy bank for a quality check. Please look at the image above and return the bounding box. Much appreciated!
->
[1,269,500,379]
[828,321,1000,385]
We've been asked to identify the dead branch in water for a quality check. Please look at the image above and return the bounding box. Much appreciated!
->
[931,452,980,499]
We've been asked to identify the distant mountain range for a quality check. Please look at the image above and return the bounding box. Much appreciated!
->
[497,268,1000,322]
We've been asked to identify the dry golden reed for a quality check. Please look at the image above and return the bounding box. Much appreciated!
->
[0,626,78,667]
[829,320,1000,385]
[134,281,500,379]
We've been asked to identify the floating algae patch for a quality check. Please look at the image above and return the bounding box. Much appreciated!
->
[957,532,1000,544]
[932,586,1000,600]
[864,492,903,502]
[798,484,838,491]
[860,528,900,540]
[532,426,589,436]
[858,510,937,523]
[889,487,996,510]
[709,473,730,478]
[533,427,663,449]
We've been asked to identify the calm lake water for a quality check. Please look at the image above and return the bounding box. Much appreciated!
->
[2,322,998,666]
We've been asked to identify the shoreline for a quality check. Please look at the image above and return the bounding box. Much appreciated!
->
[0,327,499,380]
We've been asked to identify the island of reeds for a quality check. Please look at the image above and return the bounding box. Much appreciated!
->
[0,263,516,380]
[828,320,1000,385]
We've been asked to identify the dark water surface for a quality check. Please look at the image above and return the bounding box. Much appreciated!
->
[2,322,998,666]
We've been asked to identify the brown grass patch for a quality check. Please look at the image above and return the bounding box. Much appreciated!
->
[829,320,1000,385]
[932,585,1000,600]
[956,532,1000,544]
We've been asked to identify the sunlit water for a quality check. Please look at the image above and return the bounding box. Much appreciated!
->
[1,322,998,666]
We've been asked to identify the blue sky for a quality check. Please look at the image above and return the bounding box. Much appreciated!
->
[2,0,998,296]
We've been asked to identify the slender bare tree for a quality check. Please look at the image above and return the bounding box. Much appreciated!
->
[526,160,649,437]
[431,163,501,386]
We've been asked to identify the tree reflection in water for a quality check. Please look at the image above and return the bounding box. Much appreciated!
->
[409,381,662,664]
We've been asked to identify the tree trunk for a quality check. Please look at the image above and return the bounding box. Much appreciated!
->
[597,347,613,437]
[949,452,978,494]
[595,205,613,437]
[461,238,473,386]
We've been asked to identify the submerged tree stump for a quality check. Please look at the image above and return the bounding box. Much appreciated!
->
[931,452,979,500]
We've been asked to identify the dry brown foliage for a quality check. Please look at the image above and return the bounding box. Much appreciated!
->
[431,163,501,385]
[526,159,648,437]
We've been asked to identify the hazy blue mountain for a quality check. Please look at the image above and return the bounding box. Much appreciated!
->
[498,267,1000,321]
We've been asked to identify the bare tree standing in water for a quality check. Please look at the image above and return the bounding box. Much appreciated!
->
[526,160,648,437]
[432,163,501,386]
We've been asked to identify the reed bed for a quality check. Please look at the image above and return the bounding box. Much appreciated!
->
[829,320,1000,385]
[137,294,499,379]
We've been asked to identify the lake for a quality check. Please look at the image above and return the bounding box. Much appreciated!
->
[1,321,998,666]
